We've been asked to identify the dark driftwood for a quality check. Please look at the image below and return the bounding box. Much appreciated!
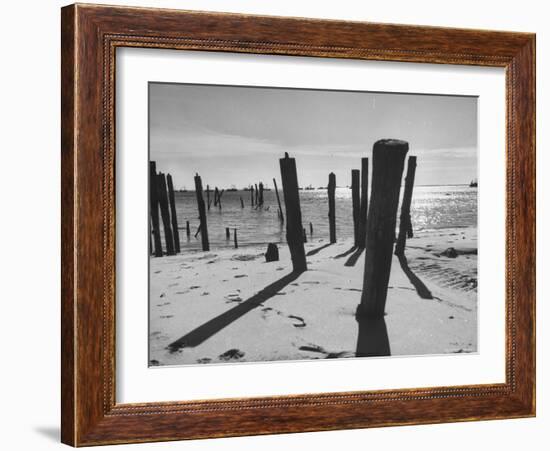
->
[359,140,408,318]
[395,156,417,256]
[358,158,369,249]
[273,178,284,223]
[166,174,180,253]
[149,161,163,257]
[62,4,535,446]
[194,174,209,251]
[157,173,175,256]
[351,169,361,247]
[328,172,336,243]
[279,153,307,272]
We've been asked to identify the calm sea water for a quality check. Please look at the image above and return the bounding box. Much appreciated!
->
[164,185,477,251]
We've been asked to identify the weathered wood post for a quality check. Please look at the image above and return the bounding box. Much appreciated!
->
[273,178,284,223]
[351,169,361,247]
[157,173,175,256]
[250,185,254,206]
[303,228,307,243]
[194,173,210,251]
[194,224,201,238]
[279,153,307,273]
[240,196,244,208]
[206,185,211,210]
[328,172,336,244]
[217,189,224,210]
[233,229,238,249]
[214,187,219,207]
[258,182,264,206]
[166,174,180,253]
[149,161,163,256]
[309,222,313,236]
[395,156,417,256]
[225,227,230,240]
[358,158,369,249]
[359,139,408,318]
[186,220,190,238]
[255,183,259,206]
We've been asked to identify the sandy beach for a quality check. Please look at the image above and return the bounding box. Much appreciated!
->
[149,227,477,366]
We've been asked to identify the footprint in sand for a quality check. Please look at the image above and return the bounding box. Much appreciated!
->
[234,274,248,279]
[225,294,243,303]
[298,343,352,359]
[189,286,200,290]
[218,349,245,361]
[303,281,321,285]
[288,315,306,328]
[160,315,173,319]
[201,292,210,296]
[197,358,212,364]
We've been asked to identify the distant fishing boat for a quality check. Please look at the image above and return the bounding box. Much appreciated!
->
[469,179,478,188]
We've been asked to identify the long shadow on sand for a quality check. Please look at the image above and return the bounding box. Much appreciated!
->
[397,254,433,299]
[334,246,357,259]
[168,271,304,352]
[306,243,333,256]
[355,314,391,357]
[344,247,365,267]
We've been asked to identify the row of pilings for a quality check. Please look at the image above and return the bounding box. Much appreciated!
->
[150,138,417,319]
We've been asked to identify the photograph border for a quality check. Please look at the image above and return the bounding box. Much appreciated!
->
[61,3,535,446]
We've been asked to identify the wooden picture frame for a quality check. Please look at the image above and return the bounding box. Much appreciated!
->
[61,3,535,446]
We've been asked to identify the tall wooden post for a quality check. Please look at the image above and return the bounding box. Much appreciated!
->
[279,153,307,272]
[206,185,211,210]
[166,174,180,253]
[186,220,190,237]
[328,172,336,244]
[358,158,369,249]
[149,162,163,256]
[240,196,244,208]
[157,173,175,256]
[225,227,230,240]
[309,222,313,236]
[250,185,254,206]
[194,174,210,251]
[395,156,417,256]
[214,187,219,207]
[255,184,259,206]
[273,178,284,223]
[233,229,238,249]
[359,139,408,318]
[258,182,264,206]
[351,169,361,247]
[217,189,224,209]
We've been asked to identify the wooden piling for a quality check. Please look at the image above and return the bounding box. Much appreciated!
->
[395,156,417,256]
[351,169,361,247]
[186,220,190,237]
[214,187,219,207]
[166,174,180,253]
[255,184,259,206]
[149,161,163,256]
[359,139,409,318]
[358,158,369,249]
[225,227,230,240]
[279,153,307,272]
[250,185,254,206]
[328,172,336,244]
[194,224,201,238]
[303,228,307,243]
[194,174,210,251]
[273,178,284,223]
[309,222,313,236]
[206,185,211,210]
[157,172,175,256]
[259,182,264,206]
[234,229,238,249]
[240,196,244,208]
[218,189,224,209]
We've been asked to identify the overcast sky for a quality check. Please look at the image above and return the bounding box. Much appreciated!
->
[149,82,477,189]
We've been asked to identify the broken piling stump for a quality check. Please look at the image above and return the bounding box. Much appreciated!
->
[166,173,180,253]
[157,172,175,256]
[149,161,163,257]
[395,156,417,256]
[194,174,210,251]
[359,139,408,318]
[279,152,307,272]
[265,243,279,262]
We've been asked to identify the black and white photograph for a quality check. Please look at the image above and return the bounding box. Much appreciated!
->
[148,82,478,367]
